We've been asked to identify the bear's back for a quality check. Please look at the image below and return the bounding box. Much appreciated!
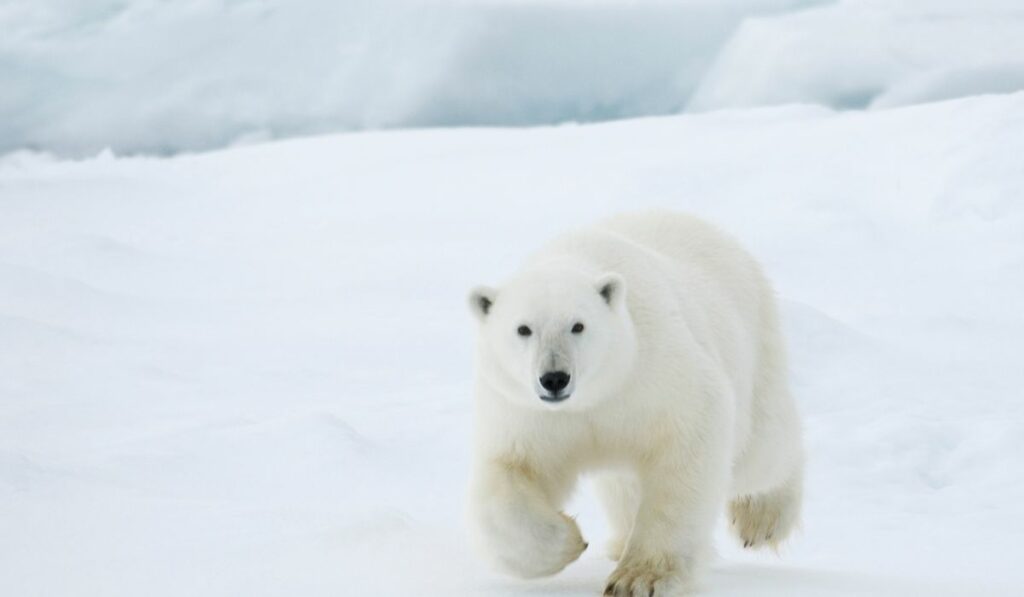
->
[597,210,766,295]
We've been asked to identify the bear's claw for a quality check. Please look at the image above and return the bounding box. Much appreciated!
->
[603,560,688,596]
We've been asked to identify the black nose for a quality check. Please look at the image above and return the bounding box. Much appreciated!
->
[539,371,571,394]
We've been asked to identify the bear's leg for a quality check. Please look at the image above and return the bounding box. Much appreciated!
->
[470,460,587,578]
[729,329,803,550]
[604,441,728,597]
[729,468,802,549]
[594,472,640,561]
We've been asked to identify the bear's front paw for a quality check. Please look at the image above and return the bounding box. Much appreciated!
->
[603,556,690,597]
[546,512,589,573]
[490,512,588,578]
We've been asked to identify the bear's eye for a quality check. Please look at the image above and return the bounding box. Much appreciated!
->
[517,325,532,337]
[571,322,585,334]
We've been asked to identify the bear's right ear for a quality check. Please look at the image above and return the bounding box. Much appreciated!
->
[468,286,497,321]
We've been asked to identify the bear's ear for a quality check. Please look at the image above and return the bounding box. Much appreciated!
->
[468,286,497,321]
[596,273,626,308]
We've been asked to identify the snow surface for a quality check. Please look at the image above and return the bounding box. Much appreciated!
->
[6,0,1024,156]
[3,92,1024,596]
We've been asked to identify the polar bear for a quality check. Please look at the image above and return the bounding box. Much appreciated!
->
[467,211,803,596]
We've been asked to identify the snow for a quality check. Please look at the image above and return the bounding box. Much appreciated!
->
[689,0,1024,111]
[0,0,819,157]
[9,0,1024,157]
[3,91,1024,596]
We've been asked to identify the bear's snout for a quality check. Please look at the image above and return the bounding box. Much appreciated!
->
[539,371,571,400]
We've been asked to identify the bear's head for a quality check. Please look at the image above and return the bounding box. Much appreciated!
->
[469,264,636,411]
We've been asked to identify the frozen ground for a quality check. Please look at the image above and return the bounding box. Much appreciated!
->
[2,92,1024,595]
[4,0,1024,156]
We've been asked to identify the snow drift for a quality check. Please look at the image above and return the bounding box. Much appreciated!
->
[0,0,817,156]
[689,0,1024,111]
[6,0,1024,156]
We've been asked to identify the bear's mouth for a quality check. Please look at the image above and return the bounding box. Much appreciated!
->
[539,392,571,403]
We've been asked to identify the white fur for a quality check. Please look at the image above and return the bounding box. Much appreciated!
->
[467,211,803,596]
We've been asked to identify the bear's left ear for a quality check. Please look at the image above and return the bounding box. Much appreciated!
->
[468,286,497,321]
[596,273,626,308]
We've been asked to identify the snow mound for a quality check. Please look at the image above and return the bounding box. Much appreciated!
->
[690,0,1024,111]
[5,0,1024,156]
[0,0,816,156]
